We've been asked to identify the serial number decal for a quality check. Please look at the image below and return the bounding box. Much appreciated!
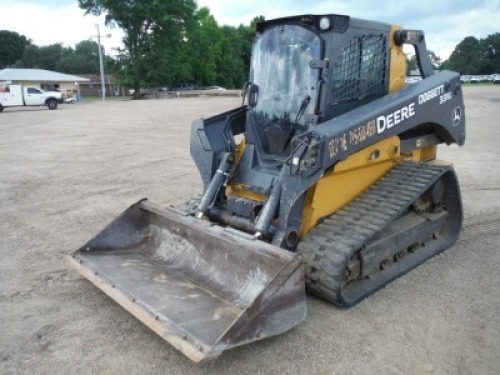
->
[328,133,347,158]
[350,120,376,146]
[376,102,415,135]
[328,120,377,158]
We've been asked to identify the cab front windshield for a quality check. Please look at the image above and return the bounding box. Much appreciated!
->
[250,25,321,155]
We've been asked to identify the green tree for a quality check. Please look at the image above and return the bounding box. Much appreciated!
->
[406,50,440,75]
[0,30,32,68]
[58,40,101,74]
[78,0,197,97]
[17,43,72,71]
[442,36,482,74]
[216,26,246,88]
[427,50,441,69]
[186,7,222,85]
[406,55,417,75]
[18,44,40,68]
[238,16,265,80]
[39,44,71,71]
[479,33,500,74]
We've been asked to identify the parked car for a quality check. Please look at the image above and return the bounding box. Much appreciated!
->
[493,75,500,84]
[209,85,226,91]
[171,83,196,91]
[405,77,420,84]
[460,75,471,84]
[469,76,481,84]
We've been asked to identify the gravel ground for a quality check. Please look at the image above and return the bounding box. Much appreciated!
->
[1,86,499,374]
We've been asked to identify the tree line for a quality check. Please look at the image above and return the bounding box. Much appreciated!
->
[441,33,500,75]
[2,0,499,95]
[1,1,262,95]
[0,31,116,75]
[406,34,500,76]
[77,0,263,94]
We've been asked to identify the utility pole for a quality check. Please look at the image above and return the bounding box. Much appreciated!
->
[96,24,106,102]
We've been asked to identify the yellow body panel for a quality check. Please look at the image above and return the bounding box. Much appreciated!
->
[300,136,401,237]
[406,145,437,162]
[225,184,266,203]
[226,140,266,203]
[389,25,407,93]
[299,141,438,238]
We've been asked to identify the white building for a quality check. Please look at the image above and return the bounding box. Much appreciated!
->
[0,68,89,96]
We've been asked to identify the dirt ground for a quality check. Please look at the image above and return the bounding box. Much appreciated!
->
[1,86,499,374]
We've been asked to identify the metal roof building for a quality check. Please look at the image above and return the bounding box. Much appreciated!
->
[0,68,89,96]
[0,68,89,83]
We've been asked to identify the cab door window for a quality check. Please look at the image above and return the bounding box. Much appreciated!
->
[27,87,42,94]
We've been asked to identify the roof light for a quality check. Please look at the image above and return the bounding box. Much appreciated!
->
[319,17,331,31]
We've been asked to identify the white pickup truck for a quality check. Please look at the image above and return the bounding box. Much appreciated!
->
[0,84,63,112]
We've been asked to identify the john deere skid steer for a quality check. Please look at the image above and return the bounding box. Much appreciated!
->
[67,14,465,362]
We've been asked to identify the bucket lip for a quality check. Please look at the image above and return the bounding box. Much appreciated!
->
[66,250,305,363]
[65,254,219,363]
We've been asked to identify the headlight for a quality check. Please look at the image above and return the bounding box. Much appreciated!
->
[319,16,331,31]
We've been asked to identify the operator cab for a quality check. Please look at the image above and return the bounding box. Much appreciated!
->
[248,24,321,157]
[229,14,395,203]
[245,14,393,159]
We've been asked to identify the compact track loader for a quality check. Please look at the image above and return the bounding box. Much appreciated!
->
[68,14,465,362]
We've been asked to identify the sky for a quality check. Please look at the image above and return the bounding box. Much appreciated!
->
[1,0,499,60]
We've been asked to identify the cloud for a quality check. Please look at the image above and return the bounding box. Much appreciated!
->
[2,0,498,60]
[197,0,500,59]
[0,2,123,55]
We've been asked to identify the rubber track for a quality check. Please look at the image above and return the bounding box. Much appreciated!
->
[297,162,453,307]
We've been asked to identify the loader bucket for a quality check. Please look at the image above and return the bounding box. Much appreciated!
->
[67,200,306,363]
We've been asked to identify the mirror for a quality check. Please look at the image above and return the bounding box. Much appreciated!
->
[248,84,259,108]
